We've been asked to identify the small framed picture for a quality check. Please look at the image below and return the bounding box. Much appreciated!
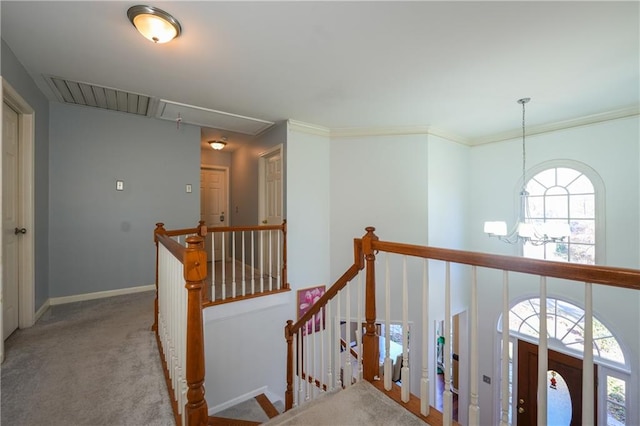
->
[297,285,326,335]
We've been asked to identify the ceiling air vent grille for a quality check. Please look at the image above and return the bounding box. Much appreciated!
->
[45,76,152,116]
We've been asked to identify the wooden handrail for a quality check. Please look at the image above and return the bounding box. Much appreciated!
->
[340,338,360,360]
[371,240,640,290]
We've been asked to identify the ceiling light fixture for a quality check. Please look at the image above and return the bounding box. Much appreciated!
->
[209,137,227,150]
[484,98,570,245]
[127,5,182,44]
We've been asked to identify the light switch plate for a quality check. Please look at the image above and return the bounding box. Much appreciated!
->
[116,180,124,191]
[186,184,192,193]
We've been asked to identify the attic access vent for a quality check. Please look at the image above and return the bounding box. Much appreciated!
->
[45,76,153,116]
[157,100,274,136]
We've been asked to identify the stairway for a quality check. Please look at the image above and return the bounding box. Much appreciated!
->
[209,394,283,425]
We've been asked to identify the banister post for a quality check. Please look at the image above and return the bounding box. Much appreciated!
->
[282,220,289,290]
[197,220,207,238]
[284,319,294,411]
[184,236,208,426]
[361,227,379,382]
[153,223,167,332]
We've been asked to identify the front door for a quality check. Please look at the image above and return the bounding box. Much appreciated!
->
[517,339,597,425]
[3,101,20,339]
[200,168,228,261]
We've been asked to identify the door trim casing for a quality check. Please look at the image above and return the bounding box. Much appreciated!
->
[1,78,36,357]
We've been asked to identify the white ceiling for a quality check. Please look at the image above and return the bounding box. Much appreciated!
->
[2,1,638,145]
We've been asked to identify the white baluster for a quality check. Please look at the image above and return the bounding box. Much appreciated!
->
[538,277,548,426]
[268,230,273,291]
[311,313,317,398]
[469,266,480,425]
[251,231,255,294]
[444,261,452,426]
[232,231,236,298]
[211,232,215,301]
[221,232,226,300]
[336,290,342,388]
[384,254,392,390]
[344,283,353,387]
[401,256,410,403]
[277,229,281,289]
[582,283,594,425]
[327,300,333,391]
[241,231,246,296]
[357,272,363,382]
[297,331,303,406]
[420,258,430,417]
[260,230,265,293]
[500,271,510,426]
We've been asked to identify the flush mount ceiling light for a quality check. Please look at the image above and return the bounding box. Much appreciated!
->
[209,137,227,150]
[484,98,570,245]
[127,5,181,44]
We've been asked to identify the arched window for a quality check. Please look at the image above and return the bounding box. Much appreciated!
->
[522,161,604,264]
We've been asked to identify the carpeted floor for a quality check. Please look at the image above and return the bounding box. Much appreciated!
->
[1,291,175,426]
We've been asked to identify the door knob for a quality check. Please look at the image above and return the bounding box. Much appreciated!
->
[518,407,525,414]
[262,220,267,224]
[15,227,27,235]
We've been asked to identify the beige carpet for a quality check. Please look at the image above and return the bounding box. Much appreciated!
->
[264,380,428,426]
[1,291,174,426]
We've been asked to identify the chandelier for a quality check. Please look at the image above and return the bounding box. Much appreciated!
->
[483,98,570,246]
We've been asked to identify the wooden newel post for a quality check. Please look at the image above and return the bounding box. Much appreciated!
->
[284,319,294,410]
[184,236,208,426]
[153,223,167,332]
[361,227,380,382]
[196,220,207,238]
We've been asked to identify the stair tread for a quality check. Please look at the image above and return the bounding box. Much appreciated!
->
[255,393,280,419]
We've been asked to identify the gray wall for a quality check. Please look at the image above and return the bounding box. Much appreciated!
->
[1,39,50,310]
[49,103,200,297]
[230,122,287,226]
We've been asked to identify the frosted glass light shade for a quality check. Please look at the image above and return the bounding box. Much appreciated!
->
[484,221,508,236]
[517,223,535,238]
[128,5,181,44]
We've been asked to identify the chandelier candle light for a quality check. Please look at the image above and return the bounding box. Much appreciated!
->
[484,98,570,245]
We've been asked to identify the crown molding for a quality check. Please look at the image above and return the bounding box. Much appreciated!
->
[470,105,640,145]
[287,119,331,137]
[287,106,639,145]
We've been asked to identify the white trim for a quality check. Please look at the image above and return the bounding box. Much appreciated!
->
[208,386,268,415]
[34,299,50,323]
[287,119,330,137]
[289,108,639,145]
[49,284,155,306]
[471,106,639,145]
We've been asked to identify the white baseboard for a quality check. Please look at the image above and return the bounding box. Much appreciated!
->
[208,386,268,415]
[34,299,50,322]
[49,284,155,306]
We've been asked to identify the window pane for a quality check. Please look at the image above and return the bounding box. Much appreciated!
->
[534,169,556,188]
[545,194,569,218]
[607,376,626,426]
[547,370,572,426]
[546,242,569,262]
[597,337,626,364]
[527,179,547,196]
[570,194,595,218]
[556,168,581,187]
[527,196,544,218]
[567,174,594,194]
[570,220,595,243]
[568,244,595,264]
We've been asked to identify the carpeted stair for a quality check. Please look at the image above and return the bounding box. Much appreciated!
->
[209,393,283,425]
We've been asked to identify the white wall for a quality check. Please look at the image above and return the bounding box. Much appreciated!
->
[469,116,640,425]
[203,293,293,410]
[286,124,331,291]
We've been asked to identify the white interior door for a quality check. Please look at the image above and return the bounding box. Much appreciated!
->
[200,168,228,261]
[3,101,20,339]
[259,146,283,278]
